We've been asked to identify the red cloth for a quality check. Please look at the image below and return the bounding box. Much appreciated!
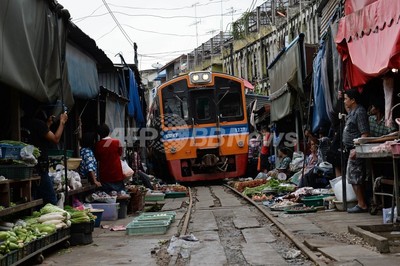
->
[335,0,400,88]
[260,132,271,155]
[95,137,124,183]
[344,0,378,15]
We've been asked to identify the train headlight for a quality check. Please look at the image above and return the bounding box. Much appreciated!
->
[189,71,212,84]
[170,147,177,154]
[192,74,200,82]
[237,141,244,148]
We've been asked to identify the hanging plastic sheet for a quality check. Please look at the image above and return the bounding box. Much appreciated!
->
[312,40,330,133]
[127,69,145,127]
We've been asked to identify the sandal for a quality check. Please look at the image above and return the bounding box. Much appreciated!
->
[347,205,368,213]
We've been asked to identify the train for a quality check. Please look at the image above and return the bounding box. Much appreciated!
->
[146,71,249,183]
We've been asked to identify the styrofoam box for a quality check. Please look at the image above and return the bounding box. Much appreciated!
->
[90,203,119,221]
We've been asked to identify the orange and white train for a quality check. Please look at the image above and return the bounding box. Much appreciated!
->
[147,71,249,183]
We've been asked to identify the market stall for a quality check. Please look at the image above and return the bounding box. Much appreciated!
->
[354,135,400,221]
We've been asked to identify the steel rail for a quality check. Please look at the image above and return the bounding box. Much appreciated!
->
[179,187,193,236]
[224,184,328,266]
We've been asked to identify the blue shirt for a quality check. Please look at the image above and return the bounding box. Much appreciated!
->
[79,147,97,177]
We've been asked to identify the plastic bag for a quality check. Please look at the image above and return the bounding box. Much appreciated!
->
[383,207,398,224]
[20,145,37,165]
[329,176,356,202]
[121,160,134,178]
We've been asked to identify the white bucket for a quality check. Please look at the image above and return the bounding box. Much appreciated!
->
[330,176,356,202]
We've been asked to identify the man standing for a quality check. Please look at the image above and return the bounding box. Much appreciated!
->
[342,88,370,213]
[95,124,125,194]
[29,107,68,205]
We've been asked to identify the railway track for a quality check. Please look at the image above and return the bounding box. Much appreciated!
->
[167,184,330,266]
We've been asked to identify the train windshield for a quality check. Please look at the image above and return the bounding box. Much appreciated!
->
[162,81,189,121]
[191,89,215,124]
[164,97,188,120]
[215,76,243,121]
[218,90,243,119]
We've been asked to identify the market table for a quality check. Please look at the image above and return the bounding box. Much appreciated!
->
[356,143,399,222]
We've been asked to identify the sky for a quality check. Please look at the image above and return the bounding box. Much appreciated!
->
[60,0,263,70]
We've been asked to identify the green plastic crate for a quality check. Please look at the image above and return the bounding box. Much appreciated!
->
[126,220,170,235]
[0,165,34,179]
[164,192,187,198]
[48,149,74,158]
[139,211,176,222]
[301,195,328,207]
[144,193,165,202]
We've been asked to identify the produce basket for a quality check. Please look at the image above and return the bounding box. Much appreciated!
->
[145,192,165,202]
[0,165,34,179]
[0,249,21,266]
[0,144,23,160]
[48,149,74,158]
[301,195,328,207]
[284,206,317,214]
[126,220,170,235]
[164,191,187,198]
[136,211,176,222]
[64,158,82,170]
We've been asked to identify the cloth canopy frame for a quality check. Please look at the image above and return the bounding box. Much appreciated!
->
[268,34,306,123]
[335,0,400,88]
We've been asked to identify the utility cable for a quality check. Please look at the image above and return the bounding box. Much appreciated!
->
[101,0,134,49]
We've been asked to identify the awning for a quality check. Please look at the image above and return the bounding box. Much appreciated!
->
[335,0,400,87]
[268,34,305,122]
[0,0,73,106]
[154,70,166,81]
[242,79,254,89]
[66,43,99,99]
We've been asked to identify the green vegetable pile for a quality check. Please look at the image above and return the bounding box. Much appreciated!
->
[242,179,295,197]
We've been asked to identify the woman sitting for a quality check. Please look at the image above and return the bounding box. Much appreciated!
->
[289,140,318,186]
[79,132,102,188]
[266,146,293,179]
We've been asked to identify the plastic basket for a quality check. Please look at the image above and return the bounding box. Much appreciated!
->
[23,240,36,258]
[90,209,104,227]
[48,149,74,158]
[126,220,170,235]
[0,165,34,179]
[128,191,145,213]
[70,221,94,234]
[90,203,119,221]
[138,211,176,222]
[145,193,165,202]
[0,144,23,160]
[0,249,20,266]
[164,192,187,198]
[301,195,328,207]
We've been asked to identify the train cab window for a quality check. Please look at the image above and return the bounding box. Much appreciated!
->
[163,97,188,120]
[195,97,211,120]
[218,92,243,120]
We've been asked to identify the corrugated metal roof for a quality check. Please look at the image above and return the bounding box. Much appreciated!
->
[245,93,270,111]
[67,23,114,71]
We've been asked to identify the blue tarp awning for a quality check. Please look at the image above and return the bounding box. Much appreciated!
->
[154,70,166,81]
[66,43,99,99]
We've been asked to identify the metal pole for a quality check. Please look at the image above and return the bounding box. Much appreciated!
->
[340,92,347,209]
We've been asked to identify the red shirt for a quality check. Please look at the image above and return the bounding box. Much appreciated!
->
[260,132,271,155]
[95,137,124,183]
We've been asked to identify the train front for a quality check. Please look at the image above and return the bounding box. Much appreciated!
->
[154,71,249,182]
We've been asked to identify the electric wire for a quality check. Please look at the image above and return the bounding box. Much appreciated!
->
[101,0,134,48]
[72,11,234,22]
